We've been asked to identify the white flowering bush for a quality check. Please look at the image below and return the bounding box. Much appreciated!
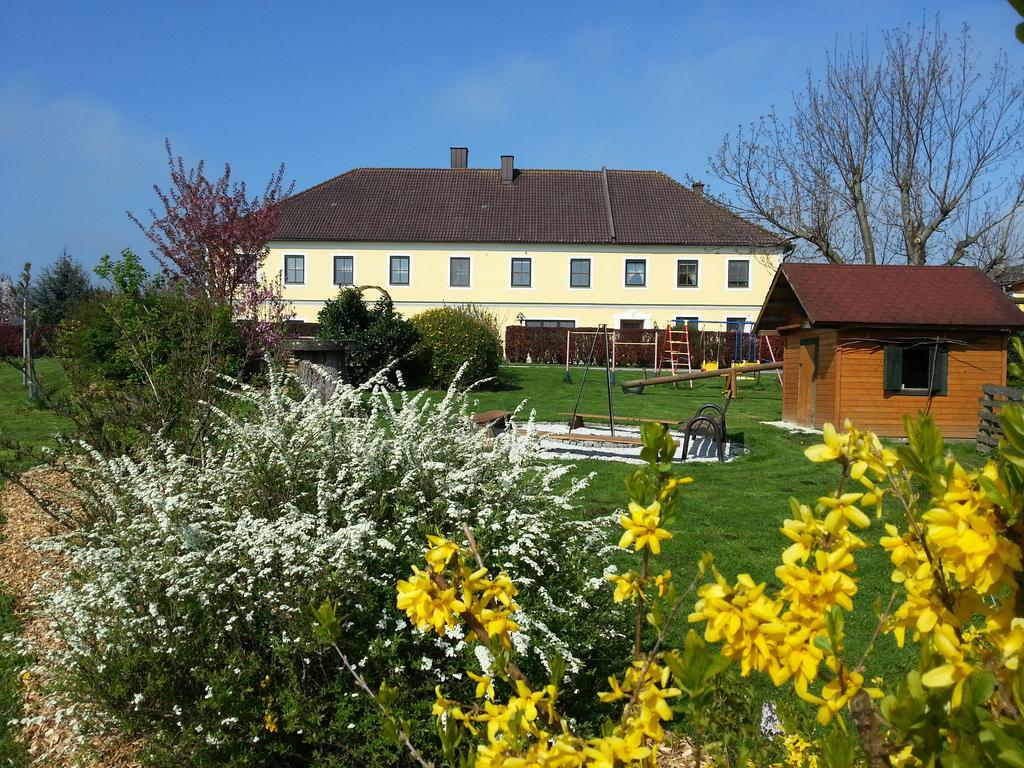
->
[34,367,626,766]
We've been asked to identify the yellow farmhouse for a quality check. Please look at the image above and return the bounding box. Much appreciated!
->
[266,148,786,332]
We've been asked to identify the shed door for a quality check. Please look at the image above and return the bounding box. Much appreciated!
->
[797,338,819,425]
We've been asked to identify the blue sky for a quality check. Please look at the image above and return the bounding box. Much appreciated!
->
[0,0,1018,277]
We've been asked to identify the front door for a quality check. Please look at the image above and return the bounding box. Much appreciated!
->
[797,338,819,425]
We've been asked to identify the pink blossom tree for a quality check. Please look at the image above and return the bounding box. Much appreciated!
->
[130,140,296,354]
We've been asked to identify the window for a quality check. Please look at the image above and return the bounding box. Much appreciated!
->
[449,257,471,287]
[569,258,591,288]
[511,257,532,287]
[726,317,748,333]
[676,260,699,287]
[390,255,410,285]
[674,316,699,331]
[237,253,258,284]
[524,319,575,328]
[334,255,354,285]
[625,259,646,287]
[284,254,304,285]
[883,343,948,395]
[727,259,750,288]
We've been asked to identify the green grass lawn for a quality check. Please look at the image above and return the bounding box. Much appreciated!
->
[0,359,69,768]
[459,364,987,691]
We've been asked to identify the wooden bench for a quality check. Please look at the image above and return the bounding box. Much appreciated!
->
[472,410,513,435]
[536,431,645,446]
[559,412,681,429]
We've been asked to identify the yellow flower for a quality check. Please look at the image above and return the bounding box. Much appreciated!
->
[607,572,642,603]
[655,569,672,597]
[804,422,849,463]
[396,565,466,634]
[889,744,922,768]
[263,710,278,733]
[920,623,975,707]
[467,671,494,700]
[618,500,672,554]
[425,534,460,572]
[817,493,871,530]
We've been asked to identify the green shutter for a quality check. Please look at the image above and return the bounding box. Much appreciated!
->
[930,345,948,396]
[883,345,902,391]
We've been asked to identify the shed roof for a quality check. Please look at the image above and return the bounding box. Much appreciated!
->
[754,263,1024,332]
[273,167,784,247]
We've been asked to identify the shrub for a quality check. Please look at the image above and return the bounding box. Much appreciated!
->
[412,306,502,387]
[33,366,626,766]
[318,289,429,386]
[50,250,243,455]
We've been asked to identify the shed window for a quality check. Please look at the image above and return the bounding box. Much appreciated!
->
[883,343,948,395]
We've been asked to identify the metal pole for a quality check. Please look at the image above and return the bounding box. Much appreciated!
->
[603,324,615,436]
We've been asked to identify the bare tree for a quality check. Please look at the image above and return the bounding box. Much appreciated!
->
[711,20,1024,270]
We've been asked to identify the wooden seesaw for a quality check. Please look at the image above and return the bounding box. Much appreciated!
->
[619,361,783,396]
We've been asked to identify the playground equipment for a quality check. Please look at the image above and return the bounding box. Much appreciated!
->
[610,327,660,382]
[566,327,661,384]
[566,324,616,436]
[658,324,694,384]
[619,361,783,395]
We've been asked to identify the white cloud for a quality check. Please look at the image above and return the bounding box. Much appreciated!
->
[0,77,165,274]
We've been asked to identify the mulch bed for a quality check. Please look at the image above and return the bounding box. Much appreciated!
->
[0,469,141,768]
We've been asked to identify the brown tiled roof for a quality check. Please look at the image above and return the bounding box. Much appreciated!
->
[755,263,1024,332]
[273,168,783,247]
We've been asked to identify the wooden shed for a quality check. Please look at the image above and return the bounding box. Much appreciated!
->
[754,264,1024,438]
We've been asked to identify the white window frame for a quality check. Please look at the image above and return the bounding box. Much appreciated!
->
[623,257,647,288]
[725,258,751,290]
[673,315,700,331]
[283,252,306,286]
[333,254,356,286]
[448,255,473,289]
[568,257,592,290]
[510,255,533,289]
[389,254,412,286]
[676,257,700,289]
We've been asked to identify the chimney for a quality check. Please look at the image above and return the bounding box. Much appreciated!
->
[692,180,705,196]
[450,146,468,169]
[500,155,515,184]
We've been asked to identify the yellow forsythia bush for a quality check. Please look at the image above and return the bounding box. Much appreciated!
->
[315,408,1024,768]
